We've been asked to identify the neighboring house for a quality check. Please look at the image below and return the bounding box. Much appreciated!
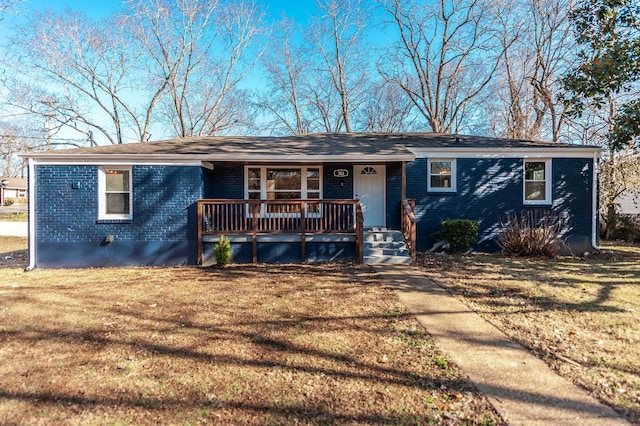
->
[20,133,601,268]
[0,177,27,205]
[618,190,640,216]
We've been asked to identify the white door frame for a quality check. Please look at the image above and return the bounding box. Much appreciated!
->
[353,164,386,228]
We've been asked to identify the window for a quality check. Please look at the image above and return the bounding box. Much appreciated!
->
[428,159,456,192]
[99,166,132,220]
[524,159,551,204]
[17,189,26,198]
[245,166,322,215]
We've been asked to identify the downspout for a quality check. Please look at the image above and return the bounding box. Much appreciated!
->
[25,158,36,271]
[592,151,600,251]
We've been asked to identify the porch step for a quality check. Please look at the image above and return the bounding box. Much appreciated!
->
[363,229,412,264]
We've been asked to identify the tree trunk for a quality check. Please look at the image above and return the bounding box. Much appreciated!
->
[604,204,617,240]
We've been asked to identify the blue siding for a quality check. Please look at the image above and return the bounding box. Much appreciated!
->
[35,165,204,267]
[406,157,595,252]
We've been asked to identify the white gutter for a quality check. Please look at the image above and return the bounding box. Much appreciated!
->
[410,147,601,159]
[592,151,600,250]
[26,158,36,271]
[22,153,416,164]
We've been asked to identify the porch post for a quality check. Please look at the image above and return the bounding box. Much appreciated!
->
[300,200,306,262]
[197,201,203,266]
[401,162,407,200]
[251,202,259,264]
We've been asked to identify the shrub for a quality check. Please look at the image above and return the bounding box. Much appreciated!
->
[3,199,14,206]
[608,214,640,243]
[498,210,563,258]
[214,235,231,267]
[440,219,479,253]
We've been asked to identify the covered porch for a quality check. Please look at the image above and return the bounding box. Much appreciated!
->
[197,150,418,265]
[197,197,417,265]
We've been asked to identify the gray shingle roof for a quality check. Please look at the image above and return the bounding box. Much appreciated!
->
[22,132,599,160]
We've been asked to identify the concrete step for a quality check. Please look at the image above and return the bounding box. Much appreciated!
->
[364,231,406,243]
[364,241,407,249]
[366,247,410,256]
[363,229,412,264]
[364,255,412,264]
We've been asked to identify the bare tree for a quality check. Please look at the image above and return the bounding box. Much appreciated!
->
[129,0,265,137]
[4,0,265,145]
[304,0,371,132]
[490,0,573,141]
[358,81,417,132]
[6,10,163,145]
[0,118,50,177]
[0,125,28,177]
[378,0,503,134]
[563,93,640,237]
[600,149,640,239]
[0,0,18,19]
[259,16,309,135]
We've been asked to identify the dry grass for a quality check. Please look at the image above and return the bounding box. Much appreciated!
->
[417,244,640,424]
[0,237,501,425]
[0,212,28,222]
[0,237,28,268]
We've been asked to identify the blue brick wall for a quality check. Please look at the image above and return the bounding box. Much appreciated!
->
[33,157,595,266]
[203,160,595,250]
[35,165,204,267]
[406,157,595,252]
[206,163,244,199]
[552,158,594,247]
[205,163,355,200]
[386,163,402,229]
[323,164,353,199]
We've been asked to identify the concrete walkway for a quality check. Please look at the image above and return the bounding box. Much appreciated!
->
[0,205,28,237]
[0,221,27,237]
[375,264,630,426]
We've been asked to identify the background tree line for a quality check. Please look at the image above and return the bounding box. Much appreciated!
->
[5,0,637,146]
[0,0,639,235]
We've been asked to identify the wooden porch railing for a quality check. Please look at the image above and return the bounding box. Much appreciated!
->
[197,199,364,265]
[355,200,364,263]
[401,198,417,264]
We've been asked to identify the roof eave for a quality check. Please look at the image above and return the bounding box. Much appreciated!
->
[24,153,416,164]
[410,146,603,158]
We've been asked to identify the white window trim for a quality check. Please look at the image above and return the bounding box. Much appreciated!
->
[98,166,133,220]
[244,165,323,217]
[523,159,552,205]
[427,158,457,192]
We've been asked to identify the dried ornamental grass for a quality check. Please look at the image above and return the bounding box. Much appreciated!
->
[498,210,564,257]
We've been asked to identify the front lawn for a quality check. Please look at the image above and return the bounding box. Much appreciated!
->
[0,212,28,222]
[417,244,640,424]
[0,238,501,425]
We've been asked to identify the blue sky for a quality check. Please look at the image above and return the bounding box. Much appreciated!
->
[16,0,321,23]
[1,0,392,142]
[0,0,334,142]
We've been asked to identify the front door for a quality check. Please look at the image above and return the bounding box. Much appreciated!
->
[354,165,386,227]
